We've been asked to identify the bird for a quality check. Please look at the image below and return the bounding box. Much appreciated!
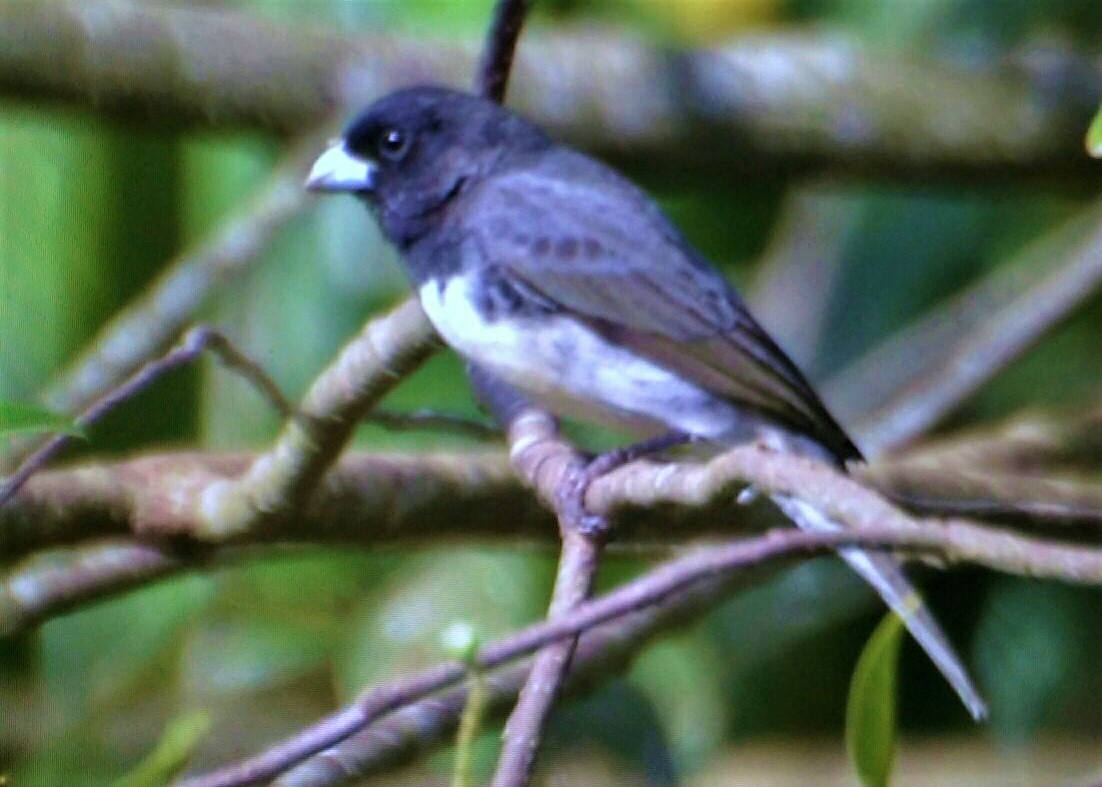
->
[306,85,987,720]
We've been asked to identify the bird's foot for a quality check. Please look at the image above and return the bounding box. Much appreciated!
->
[555,431,696,539]
[556,465,610,538]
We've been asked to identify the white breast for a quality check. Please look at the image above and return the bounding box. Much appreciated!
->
[418,273,741,439]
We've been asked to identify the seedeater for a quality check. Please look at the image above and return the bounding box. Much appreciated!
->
[306,86,987,719]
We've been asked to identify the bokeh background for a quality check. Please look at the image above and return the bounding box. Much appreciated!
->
[1,0,1101,784]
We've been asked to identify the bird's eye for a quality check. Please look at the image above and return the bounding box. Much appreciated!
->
[377,128,410,160]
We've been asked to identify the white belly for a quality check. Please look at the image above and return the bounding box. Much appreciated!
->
[418,273,741,438]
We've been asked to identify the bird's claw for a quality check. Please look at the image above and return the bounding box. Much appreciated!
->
[555,431,695,539]
[555,462,611,539]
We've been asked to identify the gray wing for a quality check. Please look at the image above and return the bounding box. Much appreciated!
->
[462,150,859,460]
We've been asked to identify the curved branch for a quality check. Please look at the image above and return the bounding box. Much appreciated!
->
[195,298,438,540]
[270,547,740,787]
[0,539,190,632]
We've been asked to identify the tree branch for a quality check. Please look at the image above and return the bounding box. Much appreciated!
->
[0,539,191,632]
[269,591,672,787]
[491,528,599,787]
[830,200,1102,454]
[269,537,824,786]
[0,326,292,507]
[1,133,320,474]
[6,421,1102,635]
[491,404,605,787]
[3,296,439,549]
[0,2,1098,181]
[0,1,356,133]
[475,0,534,102]
[857,401,1102,531]
[195,297,437,540]
[181,522,1102,785]
[48,135,318,415]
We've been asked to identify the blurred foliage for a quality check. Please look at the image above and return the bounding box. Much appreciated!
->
[0,400,80,439]
[111,710,211,787]
[1087,103,1102,158]
[2,0,1102,785]
[595,0,781,42]
[973,579,1095,743]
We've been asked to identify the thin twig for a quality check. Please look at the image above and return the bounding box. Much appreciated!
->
[181,664,465,787]
[475,6,593,774]
[40,134,322,419]
[272,552,762,787]
[477,524,1101,649]
[474,0,534,102]
[172,528,881,787]
[1,133,319,478]
[1,297,442,634]
[0,326,292,507]
[195,298,438,540]
[182,523,1102,786]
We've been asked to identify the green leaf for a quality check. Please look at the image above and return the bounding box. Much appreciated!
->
[110,710,211,787]
[1086,105,1102,158]
[846,611,905,787]
[0,400,82,438]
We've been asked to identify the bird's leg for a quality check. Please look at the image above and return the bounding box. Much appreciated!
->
[557,430,696,537]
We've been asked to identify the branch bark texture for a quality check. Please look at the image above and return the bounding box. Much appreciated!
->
[0,2,1098,180]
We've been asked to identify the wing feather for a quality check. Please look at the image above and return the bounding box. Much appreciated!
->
[462,151,860,459]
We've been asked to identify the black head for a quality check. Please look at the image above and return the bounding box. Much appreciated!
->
[306,86,550,246]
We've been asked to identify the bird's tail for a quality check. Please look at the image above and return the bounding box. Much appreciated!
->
[770,492,989,721]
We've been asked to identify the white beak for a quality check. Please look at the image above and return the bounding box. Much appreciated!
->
[305,142,377,193]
